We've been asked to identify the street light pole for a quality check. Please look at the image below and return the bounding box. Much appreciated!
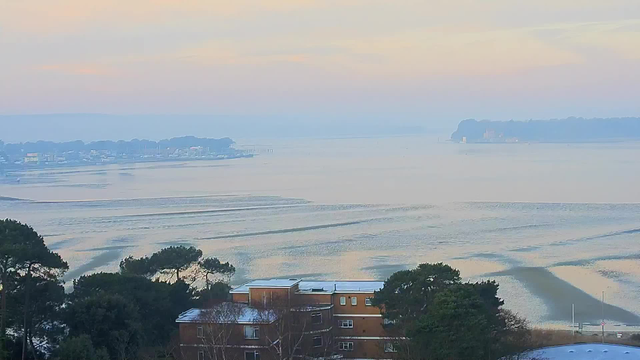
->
[601,291,605,344]
[572,303,575,338]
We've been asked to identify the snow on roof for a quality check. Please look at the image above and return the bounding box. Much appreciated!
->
[176,308,206,322]
[524,344,640,359]
[176,303,276,324]
[291,304,334,312]
[298,281,384,293]
[230,279,302,293]
[230,279,384,294]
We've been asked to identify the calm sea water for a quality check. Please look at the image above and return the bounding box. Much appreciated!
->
[1,136,639,327]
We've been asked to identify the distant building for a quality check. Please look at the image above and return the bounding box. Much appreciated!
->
[177,279,397,360]
[483,129,496,140]
[24,153,39,164]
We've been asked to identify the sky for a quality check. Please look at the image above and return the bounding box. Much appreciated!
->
[1,0,640,140]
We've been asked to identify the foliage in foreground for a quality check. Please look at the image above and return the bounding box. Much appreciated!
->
[0,218,234,360]
[2,218,544,360]
[373,263,535,360]
[0,219,68,360]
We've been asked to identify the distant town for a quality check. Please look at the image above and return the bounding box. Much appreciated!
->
[0,136,253,172]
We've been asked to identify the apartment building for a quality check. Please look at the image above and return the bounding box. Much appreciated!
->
[177,279,398,360]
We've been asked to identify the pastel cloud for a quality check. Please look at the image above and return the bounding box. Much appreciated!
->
[1,0,639,117]
[1,0,320,34]
[558,21,640,59]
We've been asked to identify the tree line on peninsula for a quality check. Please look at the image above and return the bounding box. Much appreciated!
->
[0,137,235,158]
[451,117,640,143]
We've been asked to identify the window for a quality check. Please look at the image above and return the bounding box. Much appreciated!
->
[339,342,354,351]
[198,350,205,360]
[197,325,204,338]
[365,298,373,306]
[244,326,260,340]
[384,342,398,353]
[313,336,323,348]
[339,296,346,306]
[339,320,353,328]
[351,296,357,306]
[245,351,261,360]
[311,312,322,325]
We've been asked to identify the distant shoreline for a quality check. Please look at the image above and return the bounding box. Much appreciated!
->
[0,154,253,181]
[451,117,640,144]
[0,135,252,176]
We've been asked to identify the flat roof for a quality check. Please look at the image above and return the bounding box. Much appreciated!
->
[230,279,302,294]
[298,281,384,293]
[230,279,384,294]
[176,303,276,324]
[524,344,640,359]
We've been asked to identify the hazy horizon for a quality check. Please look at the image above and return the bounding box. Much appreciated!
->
[3,1,640,142]
[3,114,640,143]
[0,114,444,143]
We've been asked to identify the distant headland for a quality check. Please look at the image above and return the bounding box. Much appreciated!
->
[0,136,252,171]
[451,117,640,143]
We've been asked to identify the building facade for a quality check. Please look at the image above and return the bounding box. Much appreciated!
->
[177,279,398,360]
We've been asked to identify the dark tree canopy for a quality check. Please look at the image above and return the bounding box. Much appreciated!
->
[56,335,109,360]
[118,256,154,278]
[407,284,500,360]
[0,219,33,341]
[71,272,192,347]
[121,246,204,281]
[66,294,141,360]
[0,219,68,277]
[372,263,461,322]
[11,274,66,355]
[199,257,235,286]
[194,282,232,307]
[373,263,530,360]
[0,219,68,360]
[149,246,202,281]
